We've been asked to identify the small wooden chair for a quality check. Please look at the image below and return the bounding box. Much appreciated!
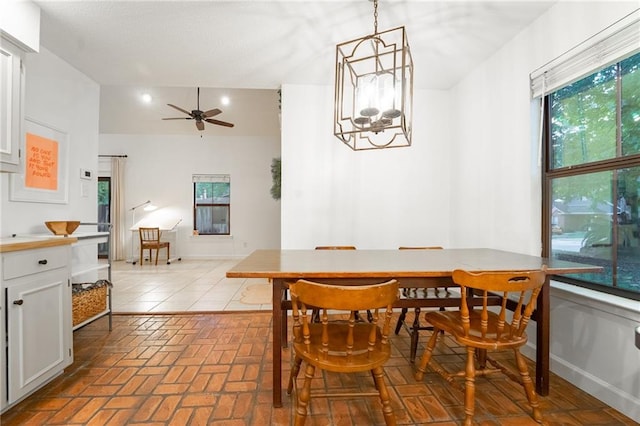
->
[287,278,399,426]
[415,269,547,426]
[138,227,170,265]
[313,245,357,250]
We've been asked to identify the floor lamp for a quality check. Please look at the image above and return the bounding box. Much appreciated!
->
[128,200,157,263]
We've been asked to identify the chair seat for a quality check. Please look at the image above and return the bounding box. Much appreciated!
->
[141,241,169,249]
[425,310,528,350]
[293,323,391,372]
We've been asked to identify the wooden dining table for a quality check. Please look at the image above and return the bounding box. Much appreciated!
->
[226,248,601,407]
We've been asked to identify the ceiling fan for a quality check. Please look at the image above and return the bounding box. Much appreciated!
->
[162,87,234,131]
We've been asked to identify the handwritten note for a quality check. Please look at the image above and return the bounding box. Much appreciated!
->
[25,132,59,190]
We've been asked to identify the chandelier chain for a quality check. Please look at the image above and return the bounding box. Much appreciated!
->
[373,0,378,34]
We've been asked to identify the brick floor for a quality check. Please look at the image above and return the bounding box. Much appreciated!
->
[1,312,637,425]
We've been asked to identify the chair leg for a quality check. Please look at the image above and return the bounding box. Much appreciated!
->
[352,310,373,323]
[311,308,320,323]
[476,348,487,369]
[463,346,476,426]
[409,308,421,363]
[166,243,170,264]
[415,326,440,381]
[514,349,543,423]
[370,370,379,390]
[139,246,144,266]
[372,366,396,426]
[154,248,159,265]
[281,312,288,349]
[287,356,303,395]
[281,287,289,349]
[294,363,315,426]
[394,308,407,335]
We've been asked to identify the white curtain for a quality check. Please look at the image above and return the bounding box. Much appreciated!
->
[111,157,126,260]
[530,8,640,99]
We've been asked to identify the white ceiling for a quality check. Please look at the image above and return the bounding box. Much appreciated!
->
[33,0,558,134]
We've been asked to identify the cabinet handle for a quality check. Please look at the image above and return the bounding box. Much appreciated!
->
[13,300,24,305]
[38,259,48,265]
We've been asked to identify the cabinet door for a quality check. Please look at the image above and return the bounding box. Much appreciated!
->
[6,267,72,404]
[0,38,24,173]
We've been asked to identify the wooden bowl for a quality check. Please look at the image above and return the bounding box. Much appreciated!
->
[45,221,80,236]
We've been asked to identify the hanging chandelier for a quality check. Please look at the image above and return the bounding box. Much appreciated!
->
[334,0,413,150]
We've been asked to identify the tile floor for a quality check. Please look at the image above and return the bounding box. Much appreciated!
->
[1,312,637,425]
[109,259,272,313]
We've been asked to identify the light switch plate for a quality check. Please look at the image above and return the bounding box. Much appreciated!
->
[80,168,93,180]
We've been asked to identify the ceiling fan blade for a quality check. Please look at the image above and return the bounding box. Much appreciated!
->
[196,120,205,131]
[167,103,192,116]
[202,108,222,118]
[162,117,193,120]
[205,118,234,128]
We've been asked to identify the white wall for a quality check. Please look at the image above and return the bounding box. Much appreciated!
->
[281,84,452,249]
[450,1,640,421]
[280,2,640,421]
[99,132,281,259]
[0,46,100,237]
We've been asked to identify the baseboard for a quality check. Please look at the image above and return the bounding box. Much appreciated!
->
[522,343,640,422]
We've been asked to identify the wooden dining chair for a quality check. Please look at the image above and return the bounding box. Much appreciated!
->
[312,246,372,322]
[394,246,453,363]
[138,227,170,265]
[415,269,547,426]
[281,246,359,348]
[287,278,399,426]
[313,245,357,250]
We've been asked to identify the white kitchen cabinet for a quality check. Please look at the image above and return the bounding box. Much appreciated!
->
[1,243,73,412]
[0,37,25,173]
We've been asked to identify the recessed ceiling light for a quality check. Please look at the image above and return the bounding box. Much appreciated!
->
[141,93,152,103]
[221,96,230,106]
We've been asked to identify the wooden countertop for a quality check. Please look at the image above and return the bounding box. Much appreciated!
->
[0,236,78,253]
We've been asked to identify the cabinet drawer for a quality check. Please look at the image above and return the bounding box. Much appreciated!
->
[3,247,68,280]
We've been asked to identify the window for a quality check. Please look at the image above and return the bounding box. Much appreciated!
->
[97,177,110,258]
[543,51,640,300]
[193,174,230,235]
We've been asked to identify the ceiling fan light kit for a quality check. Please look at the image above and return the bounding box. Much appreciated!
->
[334,0,413,150]
[162,87,235,131]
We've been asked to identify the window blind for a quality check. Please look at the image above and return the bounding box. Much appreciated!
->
[192,174,230,183]
[530,8,640,99]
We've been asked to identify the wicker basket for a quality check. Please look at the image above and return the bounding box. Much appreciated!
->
[72,280,110,326]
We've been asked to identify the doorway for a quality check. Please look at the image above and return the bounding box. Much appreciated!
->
[98,177,110,258]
